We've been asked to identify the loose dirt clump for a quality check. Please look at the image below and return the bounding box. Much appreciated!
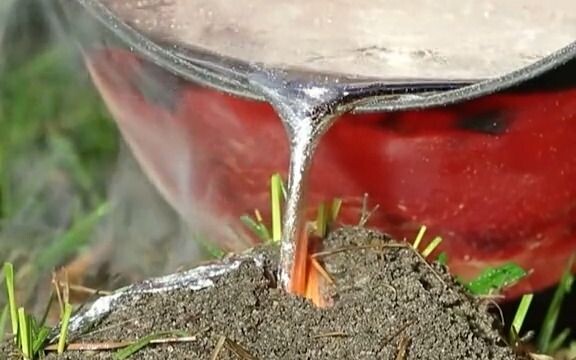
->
[2,227,528,359]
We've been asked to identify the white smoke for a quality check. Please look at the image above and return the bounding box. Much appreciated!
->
[0,0,209,317]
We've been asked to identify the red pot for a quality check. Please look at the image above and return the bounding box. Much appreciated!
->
[61,0,576,296]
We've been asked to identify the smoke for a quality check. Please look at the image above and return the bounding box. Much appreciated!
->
[0,0,208,315]
[0,0,13,52]
[92,144,208,282]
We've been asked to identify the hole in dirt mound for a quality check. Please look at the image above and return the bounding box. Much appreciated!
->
[0,227,531,360]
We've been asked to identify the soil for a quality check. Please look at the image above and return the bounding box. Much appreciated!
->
[2,227,528,359]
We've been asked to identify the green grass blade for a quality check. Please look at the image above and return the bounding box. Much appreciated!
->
[0,169,13,221]
[240,215,271,242]
[537,254,575,353]
[564,341,576,359]
[0,305,7,342]
[37,202,110,271]
[412,225,427,250]
[465,262,527,296]
[548,328,571,355]
[422,236,443,258]
[195,234,226,259]
[57,303,73,354]
[437,252,448,266]
[510,293,533,340]
[32,326,50,355]
[330,198,342,223]
[113,331,188,360]
[270,173,283,242]
[39,292,55,328]
[3,262,18,340]
[18,307,30,358]
[29,316,39,346]
[315,202,328,238]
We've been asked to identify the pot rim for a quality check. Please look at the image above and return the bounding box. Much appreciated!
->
[68,0,576,112]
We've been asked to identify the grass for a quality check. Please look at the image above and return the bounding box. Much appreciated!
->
[4,263,18,339]
[241,173,286,243]
[242,173,342,243]
[57,303,72,354]
[3,262,54,358]
[510,293,534,341]
[411,225,427,251]
[537,255,575,354]
[240,211,272,243]
[421,236,443,258]
[112,330,189,360]
[465,263,528,296]
[409,225,528,296]
[2,260,199,358]
[270,173,284,242]
[0,305,8,341]
[503,256,576,357]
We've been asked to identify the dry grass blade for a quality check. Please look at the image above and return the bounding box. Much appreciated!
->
[312,244,395,259]
[382,320,415,346]
[358,193,380,227]
[113,331,189,360]
[422,236,443,258]
[148,335,204,345]
[484,298,506,329]
[39,291,55,327]
[59,282,113,296]
[310,258,335,285]
[312,242,448,288]
[529,354,555,360]
[395,336,411,360]
[44,328,207,352]
[211,335,226,360]
[412,225,427,251]
[80,316,148,338]
[313,331,348,339]
[409,246,449,287]
[46,341,133,351]
[311,246,361,259]
[62,272,70,304]
[51,272,64,314]
[224,338,257,360]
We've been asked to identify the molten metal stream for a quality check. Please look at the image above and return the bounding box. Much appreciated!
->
[252,73,356,299]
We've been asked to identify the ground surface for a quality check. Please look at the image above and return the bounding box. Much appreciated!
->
[0,227,528,359]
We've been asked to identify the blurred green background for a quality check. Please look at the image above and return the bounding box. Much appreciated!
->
[0,4,243,349]
[0,0,211,320]
[0,0,119,308]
